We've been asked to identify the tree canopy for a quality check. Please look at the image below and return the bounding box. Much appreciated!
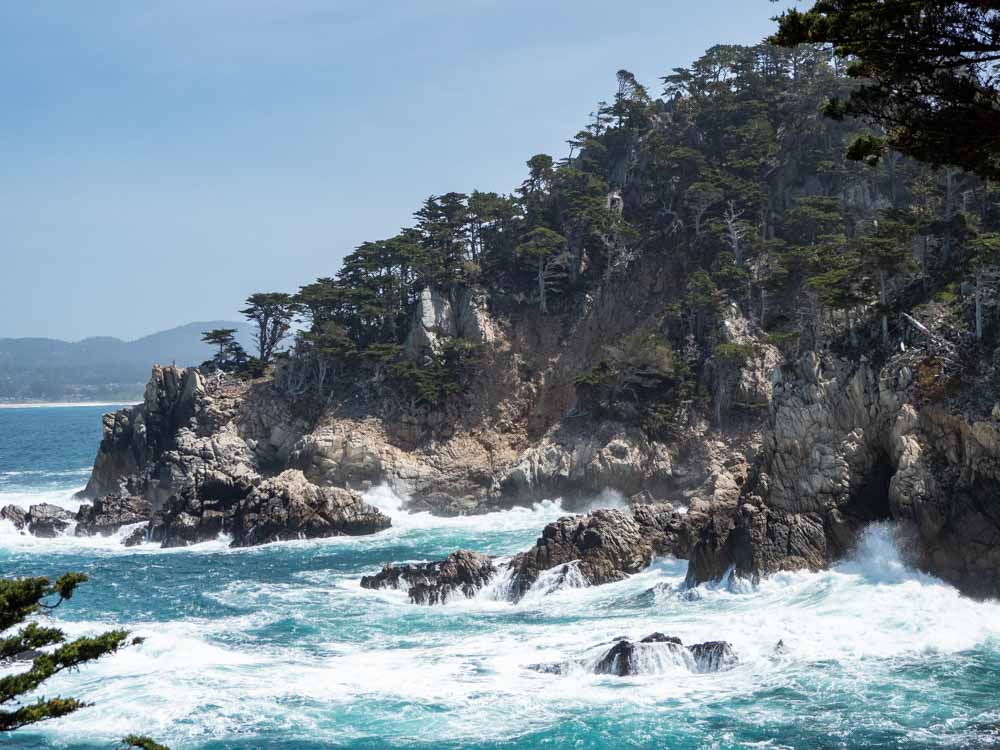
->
[770,0,1000,178]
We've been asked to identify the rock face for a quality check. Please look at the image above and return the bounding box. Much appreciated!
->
[75,495,152,537]
[76,366,395,550]
[26,504,74,538]
[360,550,496,604]
[122,527,146,547]
[81,365,263,508]
[404,286,496,360]
[684,351,1000,598]
[231,470,390,547]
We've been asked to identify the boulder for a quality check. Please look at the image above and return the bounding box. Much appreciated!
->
[75,495,152,537]
[0,504,27,530]
[540,634,738,677]
[230,469,390,547]
[26,504,74,538]
[506,509,655,599]
[361,550,496,605]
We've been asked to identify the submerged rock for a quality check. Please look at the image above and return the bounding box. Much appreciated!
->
[75,495,152,537]
[26,503,74,538]
[536,633,737,677]
[231,469,390,547]
[361,550,496,605]
[593,633,685,676]
[688,640,738,672]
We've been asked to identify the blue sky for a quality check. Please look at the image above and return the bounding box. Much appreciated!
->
[2,0,782,341]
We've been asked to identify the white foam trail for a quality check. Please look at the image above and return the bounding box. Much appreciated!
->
[362,483,569,534]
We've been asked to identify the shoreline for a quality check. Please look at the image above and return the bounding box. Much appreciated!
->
[0,401,139,410]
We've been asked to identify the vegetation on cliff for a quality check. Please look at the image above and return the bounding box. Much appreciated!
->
[234,36,999,434]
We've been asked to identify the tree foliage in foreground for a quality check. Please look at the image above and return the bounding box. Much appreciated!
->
[770,0,1000,179]
[0,574,167,748]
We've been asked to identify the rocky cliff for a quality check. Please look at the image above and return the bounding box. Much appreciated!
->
[68,278,1000,598]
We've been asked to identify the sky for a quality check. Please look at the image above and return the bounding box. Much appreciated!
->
[1,0,783,341]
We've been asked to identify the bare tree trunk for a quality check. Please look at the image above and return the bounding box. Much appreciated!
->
[537,256,548,314]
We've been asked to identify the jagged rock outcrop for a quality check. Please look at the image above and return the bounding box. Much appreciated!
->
[75,495,152,537]
[81,365,264,508]
[143,469,391,549]
[363,505,705,605]
[26,504,74,538]
[122,527,146,547]
[496,424,675,504]
[404,286,497,360]
[506,509,658,598]
[360,550,496,604]
[1,504,27,530]
[231,469,390,547]
[148,488,232,548]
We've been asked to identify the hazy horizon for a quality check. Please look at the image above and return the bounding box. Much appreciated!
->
[4,0,781,340]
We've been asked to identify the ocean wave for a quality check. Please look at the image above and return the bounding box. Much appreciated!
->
[7,522,1000,749]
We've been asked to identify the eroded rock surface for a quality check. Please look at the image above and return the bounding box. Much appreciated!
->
[75,495,152,537]
[360,550,496,604]
[231,469,390,547]
[26,504,74,538]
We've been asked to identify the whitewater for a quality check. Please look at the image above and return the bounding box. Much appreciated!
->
[2,406,1000,749]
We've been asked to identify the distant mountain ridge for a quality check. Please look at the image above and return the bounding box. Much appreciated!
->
[0,321,252,401]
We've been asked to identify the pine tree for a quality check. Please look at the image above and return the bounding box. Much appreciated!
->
[0,573,165,749]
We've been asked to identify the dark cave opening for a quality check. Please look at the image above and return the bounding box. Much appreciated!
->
[845,453,895,524]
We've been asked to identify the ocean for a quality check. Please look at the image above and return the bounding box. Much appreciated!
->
[2,405,999,749]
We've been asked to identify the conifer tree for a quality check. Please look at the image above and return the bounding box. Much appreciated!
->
[1,573,165,748]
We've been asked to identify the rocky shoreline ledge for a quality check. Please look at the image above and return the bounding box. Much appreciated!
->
[7,334,1000,601]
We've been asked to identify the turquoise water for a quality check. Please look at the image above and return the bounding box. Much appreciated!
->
[2,405,1000,749]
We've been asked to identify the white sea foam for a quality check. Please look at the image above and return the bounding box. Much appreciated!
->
[8,478,1000,750]
[11,522,1000,748]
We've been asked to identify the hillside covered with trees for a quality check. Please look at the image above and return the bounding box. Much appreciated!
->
[231,40,999,439]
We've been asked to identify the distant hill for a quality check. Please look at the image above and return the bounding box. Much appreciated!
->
[0,321,253,402]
